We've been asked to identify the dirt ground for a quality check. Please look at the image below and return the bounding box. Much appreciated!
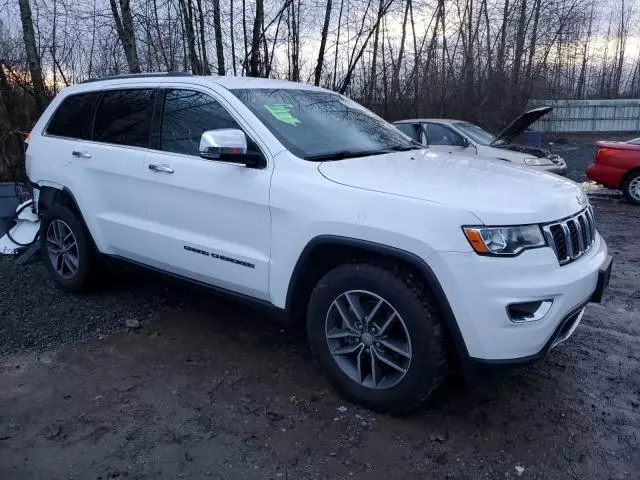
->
[1,196,638,480]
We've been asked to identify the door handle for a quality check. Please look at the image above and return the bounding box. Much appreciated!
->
[72,150,91,159]
[148,164,174,174]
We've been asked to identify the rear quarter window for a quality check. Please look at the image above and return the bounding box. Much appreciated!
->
[45,92,101,139]
[93,89,154,148]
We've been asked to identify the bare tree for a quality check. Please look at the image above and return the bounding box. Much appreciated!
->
[109,0,141,73]
[391,0,410,99]
[213,0,225,74]
[230,0,237,74]
[195,0,211,74]
[366,0,385,103]
[314,0,332,86]
[17,0,47,109]
[249,0,264,76]
[2,0,640,183]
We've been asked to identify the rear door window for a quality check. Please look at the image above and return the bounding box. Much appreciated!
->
[160,89,241,156]
[46,93,101,139]
[93,89,154,148]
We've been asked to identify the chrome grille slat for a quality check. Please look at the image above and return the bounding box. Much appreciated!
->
[587,208,596,242]
[543,208,597,266]
[573,218,584,253]
[577,214,588,249]
[561,223,573,258]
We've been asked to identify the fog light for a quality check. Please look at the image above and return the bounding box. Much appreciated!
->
[507,300,553,323]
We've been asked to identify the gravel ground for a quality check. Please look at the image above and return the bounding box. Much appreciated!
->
[0,175,639,477]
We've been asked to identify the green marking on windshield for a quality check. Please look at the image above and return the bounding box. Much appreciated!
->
[264,104,301,126]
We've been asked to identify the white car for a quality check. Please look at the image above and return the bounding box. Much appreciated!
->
[394,108,568,175]
[26,73,610,413]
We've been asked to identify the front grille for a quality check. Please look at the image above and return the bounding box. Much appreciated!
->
[543,208,596,265]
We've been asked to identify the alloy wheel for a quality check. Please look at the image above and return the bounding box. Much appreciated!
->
[325,290,412,389]
[46,219,79,278]
[629,176,640,201]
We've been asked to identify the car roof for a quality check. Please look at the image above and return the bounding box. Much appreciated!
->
[394,118,465,125]
[62,73,326,96]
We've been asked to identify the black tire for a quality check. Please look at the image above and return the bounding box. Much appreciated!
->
[306,262,450,414]
[621,171,640,205]
[39,204,99,292]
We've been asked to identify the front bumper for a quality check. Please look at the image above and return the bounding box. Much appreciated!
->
[429,234,609,362]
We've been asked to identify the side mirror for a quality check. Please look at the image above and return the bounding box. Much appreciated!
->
[462,136,470,148]
[199,129,265,168]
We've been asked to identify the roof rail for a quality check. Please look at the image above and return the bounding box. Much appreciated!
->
[81,71,193,84]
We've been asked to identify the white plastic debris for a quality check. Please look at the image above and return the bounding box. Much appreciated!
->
[337,406,348,413]
[515,465,525,476]
[0,200,40,255]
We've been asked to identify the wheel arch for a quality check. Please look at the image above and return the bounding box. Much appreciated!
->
[620,166,640,189]
[35,183,100,251]
[285,235,469,359]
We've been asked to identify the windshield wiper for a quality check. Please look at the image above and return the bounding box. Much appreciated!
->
[385,144,424,151]
[304,149,390,161]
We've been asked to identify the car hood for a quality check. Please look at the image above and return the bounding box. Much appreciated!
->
[490,106,552,146]
[318,149,586,225]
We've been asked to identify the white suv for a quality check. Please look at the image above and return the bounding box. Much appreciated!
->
[26,73,612,413]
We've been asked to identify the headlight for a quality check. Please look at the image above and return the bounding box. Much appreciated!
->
[524,157,554,166]
[463,225,546,256]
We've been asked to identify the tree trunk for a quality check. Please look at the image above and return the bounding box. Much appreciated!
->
[524,0,541,88]
[179,0,202,74]
[366,0,385,104]
[249,0,264,76]
[314,0,333,86]
[262,14,270,76]
[511,0,527,90]
[109,0,141,73]
[576,4,594,99]
[289,0,300,81]
[18,0,47,111]
[268,13,284,78]
[196,0,211,74]
[242,0,249,74]
[391,0,410,99]
[230,0,237,75]
[332,0,345,89]
[152,0,171,70]
[212,0,225,74]
[496,0,509,75]
[440,0,447,116]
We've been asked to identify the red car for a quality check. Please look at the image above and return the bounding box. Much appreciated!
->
[587,139,640,204]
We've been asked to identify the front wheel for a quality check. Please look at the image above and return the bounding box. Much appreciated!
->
[622,171,640,205]
[306,262,451,414]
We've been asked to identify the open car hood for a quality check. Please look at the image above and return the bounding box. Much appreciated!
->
[490,106,552,146]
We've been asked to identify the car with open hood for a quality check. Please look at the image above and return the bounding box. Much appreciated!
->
[25,74,608,413]
[394,107,567,175]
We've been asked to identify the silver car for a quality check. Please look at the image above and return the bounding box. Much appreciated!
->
[394,107,568,175]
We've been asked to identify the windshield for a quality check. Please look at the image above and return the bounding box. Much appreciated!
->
[453,122,496,146]
[231,88,419,160]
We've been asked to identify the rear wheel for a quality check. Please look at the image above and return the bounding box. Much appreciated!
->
[39,204,99,292]
[622,171,640,205]
[306,262,451,414]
